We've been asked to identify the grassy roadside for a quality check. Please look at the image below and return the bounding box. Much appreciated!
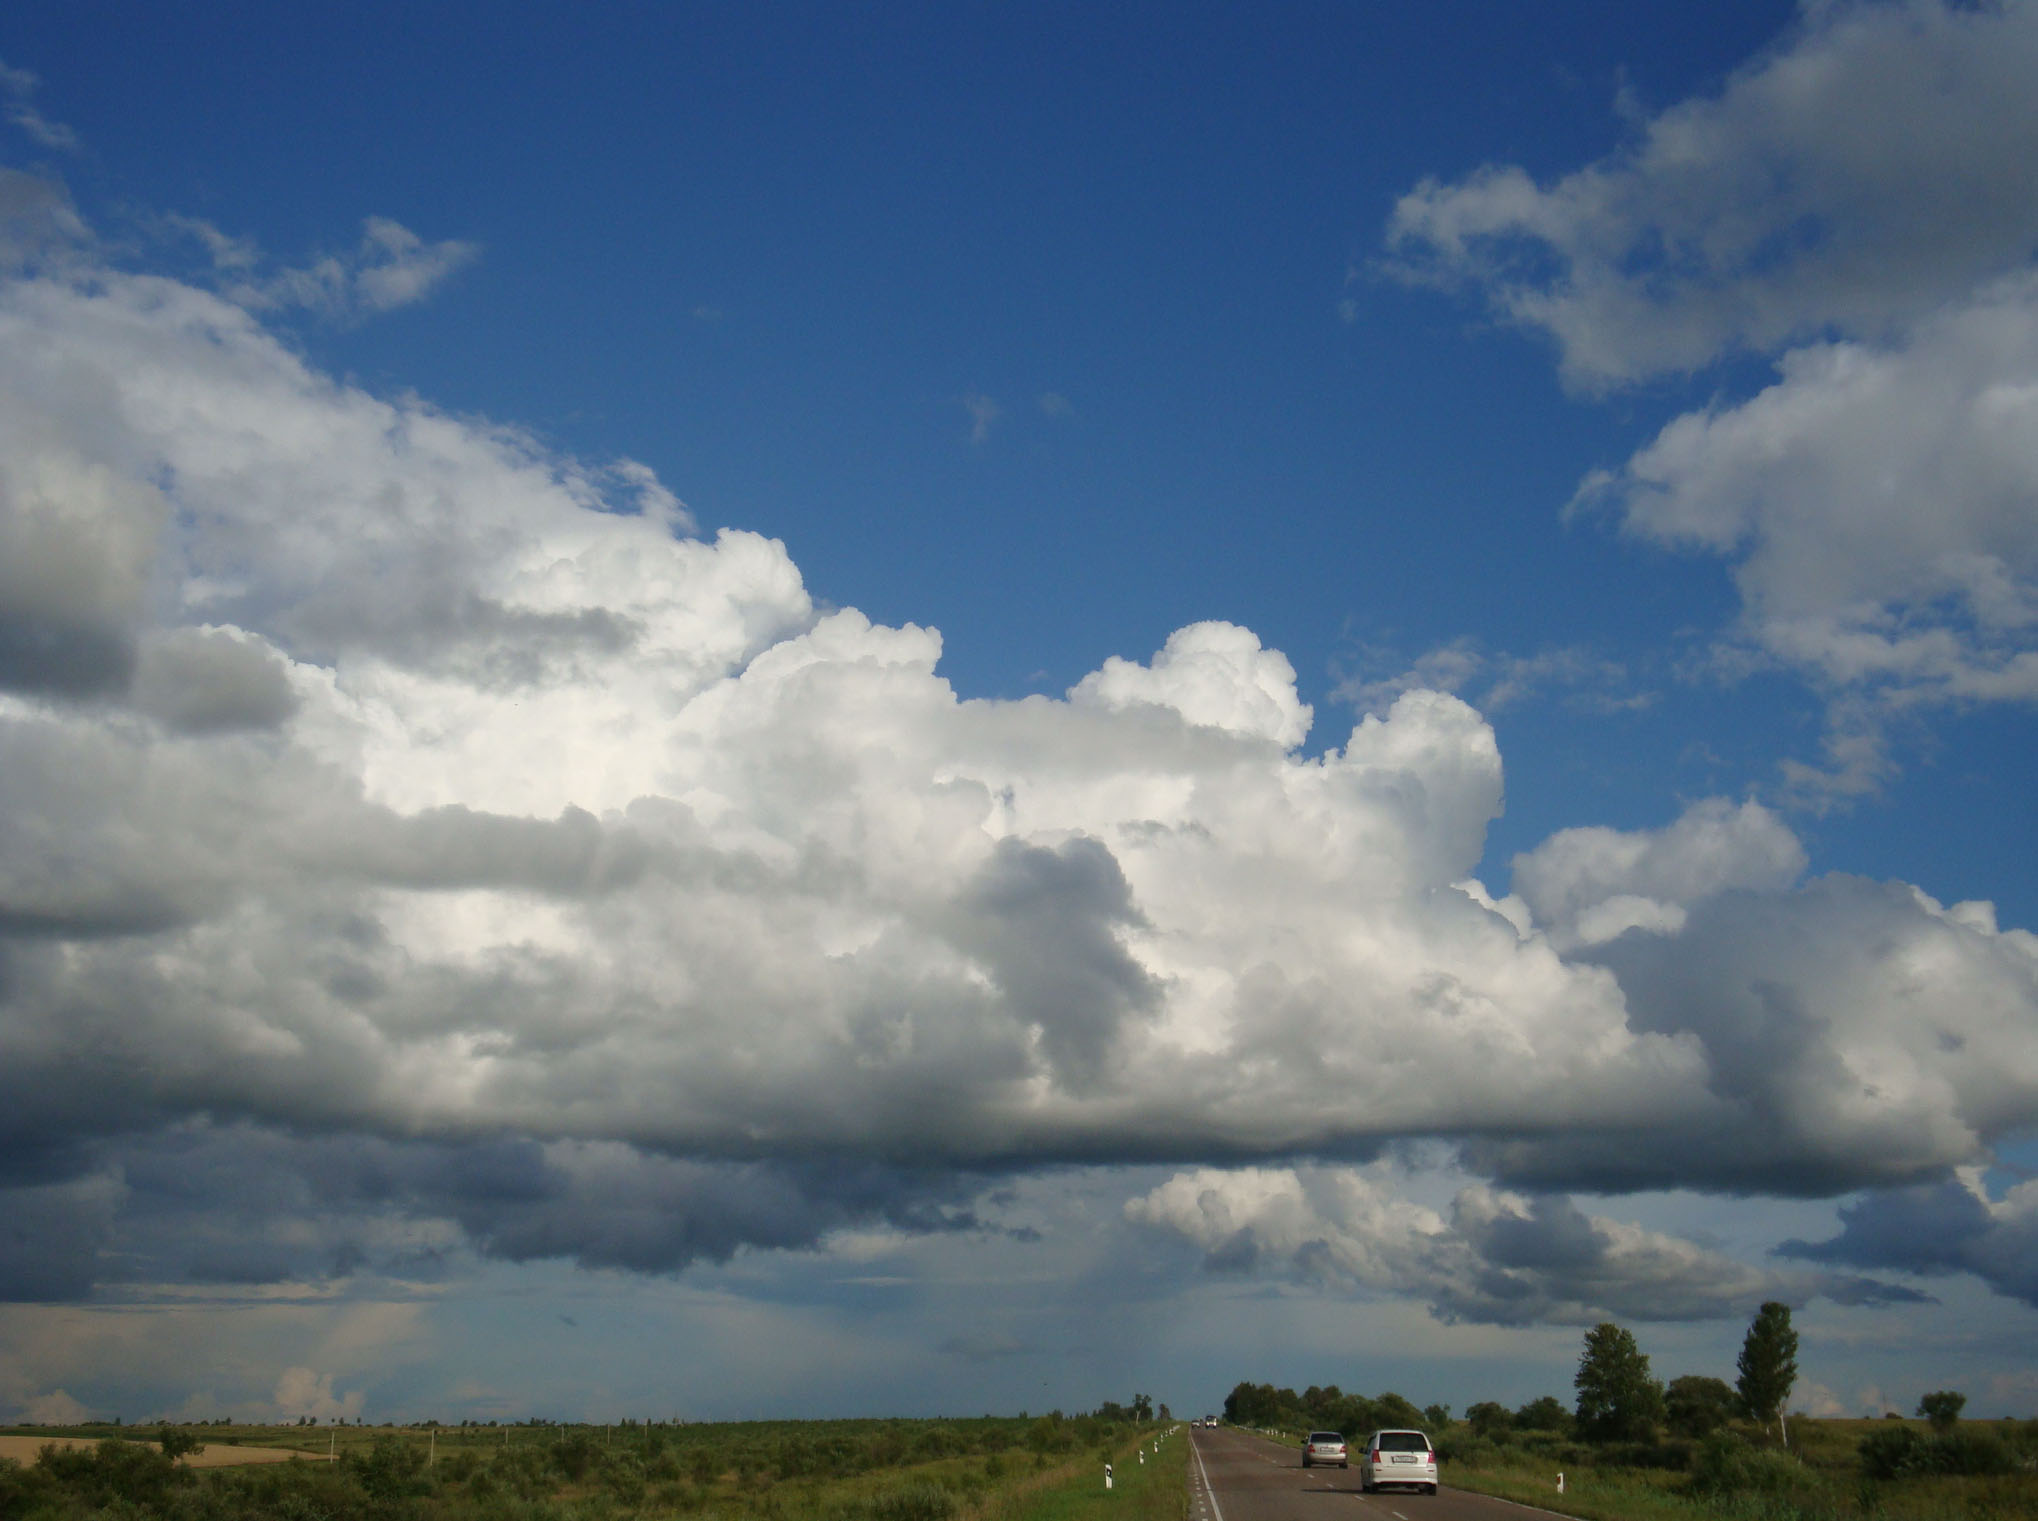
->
[1438,1429,2038,1521]
[988,1427,1187,1521]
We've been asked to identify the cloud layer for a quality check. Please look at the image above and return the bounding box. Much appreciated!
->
[1,171,2034,1319]
[1125,1164,1922,1326]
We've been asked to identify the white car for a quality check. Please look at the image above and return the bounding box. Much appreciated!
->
[1358,1429,1437,1495]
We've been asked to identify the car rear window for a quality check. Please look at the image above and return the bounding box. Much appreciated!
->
[1309,1433,1343,1444]
[1376,1432,1429,1452]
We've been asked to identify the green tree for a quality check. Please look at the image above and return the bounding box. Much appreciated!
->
[1223,1382,1283,1427]
[1513,1395,1571,1433]
[1374,1391,1425,1428]
[1665,1375,1738,1438]
[1736,1302,1799,1447]
[156,1424,204,1460]
[1574,1322,1665,1443]
[1917,1390,1966,1433]
[1464,1402,1512,1440]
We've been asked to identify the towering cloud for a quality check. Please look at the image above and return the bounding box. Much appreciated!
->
[0,166,2033,1320]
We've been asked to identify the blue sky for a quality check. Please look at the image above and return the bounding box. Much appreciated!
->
[2,1,2036,1427]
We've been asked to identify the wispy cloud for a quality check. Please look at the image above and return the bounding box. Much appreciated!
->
[170,212,479,319]
[0,58,79,152]
[962,391,1001,444]
[1334,635,1645,717]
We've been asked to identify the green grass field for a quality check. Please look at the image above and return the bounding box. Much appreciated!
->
[0,1413,1189,1521]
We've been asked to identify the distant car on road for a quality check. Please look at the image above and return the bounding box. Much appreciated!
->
[1358,1429,1437,1495]
[1301,1431,1347,1468]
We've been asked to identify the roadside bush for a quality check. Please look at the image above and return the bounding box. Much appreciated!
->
[1858,1423,2013,1479]
[214,1458,375,1521]
[1665,1375,1739,1439]
[0,1459,59,1517]
[489,1443,560,1500]
[824,1482,957,1521]
[35,1439,191,1511]
[353,1435,431,1502]
[1566,1437,1692,1471]
[1436,1434,1498,1468]
[911,1425,965,1461]
[868,1482,957,1521]
[1689,1432,1810,1497]
[603,1451,649,1505]
[550,1430,603,1481]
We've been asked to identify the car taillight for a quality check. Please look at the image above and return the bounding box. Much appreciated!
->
[1369,1450,1381,1463]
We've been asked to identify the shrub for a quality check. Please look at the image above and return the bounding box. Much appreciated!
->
[871,1483,958,1521]
[353,1435,430,1502]
[824,1483,959,1521]
[1665,1375,1738,1439]
[36,1439,190,1511]
[1438,1434,1498,1468]
[548,1431,602,1481]
[604,1451,649,1505]
[1858,1423,2013,1480]
[1690,1432,1808,1497]
[0,1459,58,1518]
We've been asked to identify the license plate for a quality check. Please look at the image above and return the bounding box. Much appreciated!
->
[1391,1455,1415,1463]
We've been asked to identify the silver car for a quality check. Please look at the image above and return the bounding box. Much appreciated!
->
[1301,1431,1347,1468]
[1358,1429,1437,1495]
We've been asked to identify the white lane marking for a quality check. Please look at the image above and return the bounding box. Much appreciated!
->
[1189,1436,1227,1521]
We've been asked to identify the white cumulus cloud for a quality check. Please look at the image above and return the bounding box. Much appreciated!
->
[1386,0,2038,789]
[1385,1,2038,387]
[0,171,2034,1319]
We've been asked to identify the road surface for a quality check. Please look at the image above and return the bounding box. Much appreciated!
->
[1187,1426,1571,1521]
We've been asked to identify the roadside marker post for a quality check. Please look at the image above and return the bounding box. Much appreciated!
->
[1105,1464,1113,1490]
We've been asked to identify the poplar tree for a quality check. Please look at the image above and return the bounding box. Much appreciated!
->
[1736,1301,1799,1447]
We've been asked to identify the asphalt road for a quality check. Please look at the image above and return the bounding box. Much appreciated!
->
[1186,1426,1569,1521]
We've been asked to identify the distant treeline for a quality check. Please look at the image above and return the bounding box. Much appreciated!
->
[1218,1382,1491,1437]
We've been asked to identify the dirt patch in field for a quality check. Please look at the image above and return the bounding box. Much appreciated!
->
[0,1436,333,1468]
